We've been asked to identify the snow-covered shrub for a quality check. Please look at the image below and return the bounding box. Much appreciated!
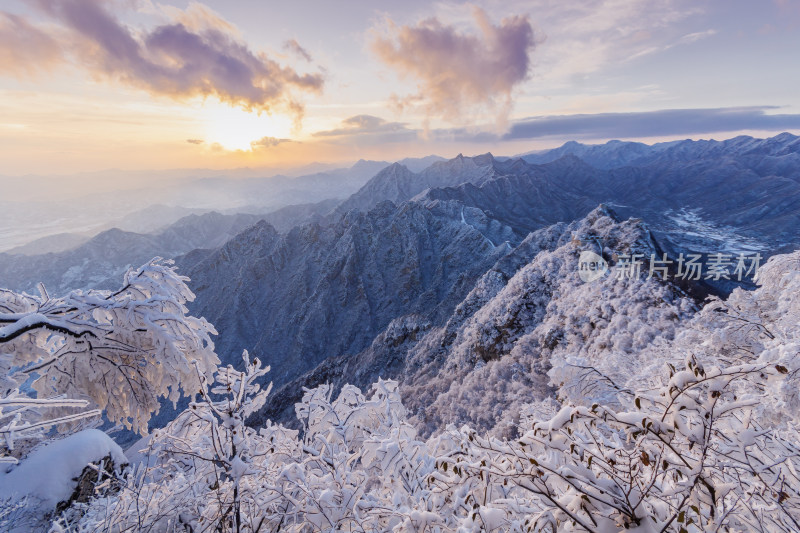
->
[73,349,800,531]
[75,375,436,532]
[442,354,800,531]
[0,259,219,436]
[678,251,800,428]
[1,389,99,464]
[73,350,271,532]
[0,259,218,526]
[13,246,800,532]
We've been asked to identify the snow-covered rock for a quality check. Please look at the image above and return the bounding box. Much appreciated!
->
[0,429,125,519]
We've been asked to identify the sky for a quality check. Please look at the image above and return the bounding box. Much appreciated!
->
[1,0,800,177]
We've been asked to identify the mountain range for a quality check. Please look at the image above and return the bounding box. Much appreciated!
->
[3,133,799,439]
[181,133,800,433]
[250,206,696,437]
[0,212,263,294]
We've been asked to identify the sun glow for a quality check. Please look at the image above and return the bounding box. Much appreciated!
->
[202,103,294,151]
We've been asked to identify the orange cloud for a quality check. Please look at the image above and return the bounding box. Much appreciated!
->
[0,12,62,76]
[7,0,323,119]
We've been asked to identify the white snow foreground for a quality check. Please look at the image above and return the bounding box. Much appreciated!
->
[73,245,800,532]
[2,250,800,531]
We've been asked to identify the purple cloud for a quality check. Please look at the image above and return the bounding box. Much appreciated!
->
[313,115,410,136]
[22,0,323,116]
[186,138,204,144]
[312,114,417,145]
[502,107,800,140]
[372,8,535,122]
[283,38,313,62]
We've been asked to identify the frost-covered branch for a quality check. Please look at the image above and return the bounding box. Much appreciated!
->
[0,258,219,434]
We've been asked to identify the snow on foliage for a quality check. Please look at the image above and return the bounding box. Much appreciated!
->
[0,259,220,526]
[0,390,99,464]
[62,250,800,531]
[2,238,800,531]
[0,259,219,436]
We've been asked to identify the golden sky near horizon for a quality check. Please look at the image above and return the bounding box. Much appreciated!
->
[0,0,799,176]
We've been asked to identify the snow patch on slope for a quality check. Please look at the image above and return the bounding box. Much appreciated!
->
[665,208,768,255]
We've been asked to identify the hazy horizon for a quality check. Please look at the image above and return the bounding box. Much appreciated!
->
[2,0,800,252]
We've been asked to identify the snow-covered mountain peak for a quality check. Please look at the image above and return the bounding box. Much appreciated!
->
[398,205,693,437]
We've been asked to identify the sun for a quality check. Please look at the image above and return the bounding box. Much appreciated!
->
[202,102,294,151]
